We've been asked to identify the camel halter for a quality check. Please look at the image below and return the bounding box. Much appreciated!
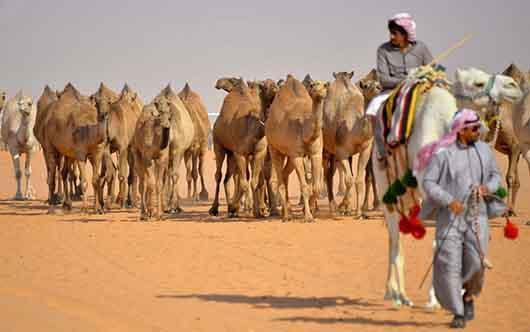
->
[454,74,498,105]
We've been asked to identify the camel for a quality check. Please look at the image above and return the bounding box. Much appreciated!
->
[41,83,108,213]
[91,83,143,209]
[485,64,530,215]
[153,84,195,214]
[178,83,211,202]
[131,101,172,220]
[372,67,522,308]
[356,69,382,211]
[1,91,39,200]
[209,77,268,218]
[512,69,530,195]
[35,86,65,203]
[316,71,373,218]
[265,75,326,222]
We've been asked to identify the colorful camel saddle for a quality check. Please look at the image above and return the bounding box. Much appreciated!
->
[375,65,450,157]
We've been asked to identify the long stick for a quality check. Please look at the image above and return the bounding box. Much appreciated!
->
[428,34,473,66]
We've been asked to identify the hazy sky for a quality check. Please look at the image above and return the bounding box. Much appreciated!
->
[1,0,528,115]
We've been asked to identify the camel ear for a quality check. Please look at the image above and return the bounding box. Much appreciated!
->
[332,72,337,79]
[348,71,354,79]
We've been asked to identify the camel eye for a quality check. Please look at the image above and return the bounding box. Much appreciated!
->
[474,82,485,88]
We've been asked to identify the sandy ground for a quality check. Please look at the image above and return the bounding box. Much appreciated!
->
[0,149,529,332]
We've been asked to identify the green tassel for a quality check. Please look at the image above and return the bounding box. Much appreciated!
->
[494,187,508,199]
[402,169,418,188]
[383,189,398,205]
[391,179,407,197]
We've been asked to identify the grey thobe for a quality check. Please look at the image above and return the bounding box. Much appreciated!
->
[421,141,503,316]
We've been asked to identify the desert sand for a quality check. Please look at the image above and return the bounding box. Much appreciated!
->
[0,150,528,332]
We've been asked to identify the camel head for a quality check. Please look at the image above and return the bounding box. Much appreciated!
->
[356,69,382,103]
[152,97,172,129]
[215,77,239,93]
[91,92,112,124]
[151,97,172,150]
[332,71,355,82]
[13,92,34,119]
[259,79,279,102]
[454,67,523,106]
[308,80,329,101]
[302,74,314,91]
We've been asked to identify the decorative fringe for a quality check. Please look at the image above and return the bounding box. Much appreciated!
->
[504,218,518,240]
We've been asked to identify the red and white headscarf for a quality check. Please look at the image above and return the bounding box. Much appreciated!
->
[414,109,481,172]
[390,13,417,42]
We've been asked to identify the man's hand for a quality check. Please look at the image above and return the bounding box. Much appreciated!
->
[448,200,464,215]
[478,185,490,197]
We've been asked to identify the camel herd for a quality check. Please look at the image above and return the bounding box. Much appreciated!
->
[0,65,529,224]
[0,64,529,308]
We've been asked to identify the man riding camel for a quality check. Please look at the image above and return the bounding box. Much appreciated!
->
[366,12,434,117]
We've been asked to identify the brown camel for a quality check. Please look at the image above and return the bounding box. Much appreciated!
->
[178,83,211,201]
[356,69,382,211]
[153,84,195,214]
[91,83,143,209]
[265,75,326,222]
[42,83,108,213]
[131,102,172,220]
[317,71,372,217]
[209,77,268,218]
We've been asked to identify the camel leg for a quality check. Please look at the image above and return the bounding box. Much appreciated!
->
[337,158,354,216]
[198,148,209,201]
[250,138,267,218]
[309,151,323,214]
[144,161,156,220]
[61,158,73,211]
[191,151,199,202]
[169,153,184,214]
[116,149,130,208]
[269,148,290,222]
[511,153,521,216]
[324,153,337,215]
[264,151,280,216]
[55,156,65,204]
[299,157,312,206]
[354,143,372,218]
[337,161,345,196]
[155,159,166,220]
[228,154,250,218]
[372,150,412,307]
[184,150,193,201]
[23,149,35,200]
[292,156,314,223]
[8,147,24,200]
[89,152,104,214]
[506,150,521,216]
[208,142,225,216]
[127,150,139,208]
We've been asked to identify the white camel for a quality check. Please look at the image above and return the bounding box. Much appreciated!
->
[1,91,39,200]
[372,67,523,308]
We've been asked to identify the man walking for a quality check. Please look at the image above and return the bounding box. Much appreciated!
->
[419,109,506,328]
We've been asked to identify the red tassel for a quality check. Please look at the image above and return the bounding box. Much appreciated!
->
[399,214,412,234]
[409,205,426,240]
[504,218,519,240]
